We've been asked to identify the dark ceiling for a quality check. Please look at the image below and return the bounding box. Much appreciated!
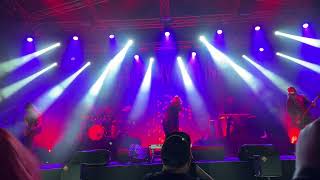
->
[0,0,319,56]
[1,0,160,22]
[1,0,319,22]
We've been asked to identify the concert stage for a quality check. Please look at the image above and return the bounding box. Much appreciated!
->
[41,155,296,180]
[1,2,318,180]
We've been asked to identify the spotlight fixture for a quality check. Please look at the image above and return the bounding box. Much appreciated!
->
[165,31,170,37]
[134,55,139,61]
[27,37,34,42]
[73,36,79,41]
[199,36,205,41]
[109,34,115,39]
[217,29,223,35]
[303,23,309,29]
[259,48,265,52]
[255,26,261,31]
[191,52,197,58]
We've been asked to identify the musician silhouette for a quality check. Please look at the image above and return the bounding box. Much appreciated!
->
[23,103,42,149]
[287,87,315,129]
[162,96,182,137]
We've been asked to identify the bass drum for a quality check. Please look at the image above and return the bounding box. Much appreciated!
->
[87,124,106,141]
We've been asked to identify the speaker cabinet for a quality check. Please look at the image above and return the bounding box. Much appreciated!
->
[69,149,110,164]
[239,144,282,177]
[192,145,225,161]
[61,149,110,180]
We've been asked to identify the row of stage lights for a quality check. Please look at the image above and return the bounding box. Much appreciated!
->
[25,22,311,42]
[26,35,200,61]
[9,23,318,81]
[24,22,312,61]
[15,26,318,77]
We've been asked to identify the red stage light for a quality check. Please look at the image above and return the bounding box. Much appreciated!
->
[288,127,300,144]
[87,125,105,141]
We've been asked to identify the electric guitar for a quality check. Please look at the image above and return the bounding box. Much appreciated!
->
[296,95,320,128]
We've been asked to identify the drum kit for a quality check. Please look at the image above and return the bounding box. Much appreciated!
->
[84,110,116,141]
[84,106,130,142]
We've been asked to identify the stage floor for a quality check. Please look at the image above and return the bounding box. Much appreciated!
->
[41,155,296,180]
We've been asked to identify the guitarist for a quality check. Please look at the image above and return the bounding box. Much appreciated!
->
[287,87,316,129]
[24,103,42,149]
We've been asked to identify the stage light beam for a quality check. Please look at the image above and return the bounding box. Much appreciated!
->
[80,39,133,114]
[177,56,193,88]
[199,36,227,67]
[60,41,133,150]
[200,36,261,93]
[177,56,209,124]
[242,55,293,94]
[275,31,320,48]
[276,52,320,74]
[88,40,133,97]
[35,62,91,112]
[0,63,57,101]
[129,58,154,121]
[0,42,61,76]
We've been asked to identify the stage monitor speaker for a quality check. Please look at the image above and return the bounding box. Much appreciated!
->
[239,144,282,177]
[69,149,110,165]
[192,146,225,161]
[61,149,110,180]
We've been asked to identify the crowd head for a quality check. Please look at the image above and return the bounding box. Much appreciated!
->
[294,119,320,179]
[0,128,41,180]
[161,132,192,171]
